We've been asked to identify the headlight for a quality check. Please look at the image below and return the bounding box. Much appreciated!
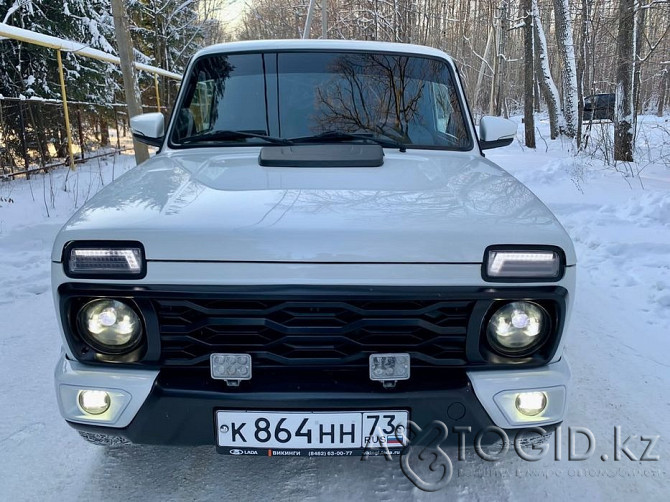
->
[77,299,143,353]
[484,247,563,280]
[65,242,145,278]
[486,301,548,355]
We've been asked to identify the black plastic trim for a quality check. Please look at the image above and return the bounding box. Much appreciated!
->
[259,143,384,167]
[480,138,515,150]
[132,132,164,148]
[58,284,568,370]
[481,245,567,283]
[455,64,484,157]
[66,369,495,447]
[62,240,147,280]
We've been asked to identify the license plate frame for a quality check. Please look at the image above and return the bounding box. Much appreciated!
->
[215,410,409,456]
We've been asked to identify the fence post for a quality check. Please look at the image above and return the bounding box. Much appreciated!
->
[29,101,48,169]
[154,73,161,112]
[56,49,75,170]
[0,100,4,175]
[76,106,85,161]
[18,100,30,177]
[114,108,121,151]
[100,110,110,147]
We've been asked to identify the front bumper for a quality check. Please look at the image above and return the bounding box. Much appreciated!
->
[56,354,570,446]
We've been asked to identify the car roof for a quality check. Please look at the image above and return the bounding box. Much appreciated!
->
[193,39,455,65]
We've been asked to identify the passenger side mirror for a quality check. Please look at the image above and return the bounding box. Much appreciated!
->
[130,113,165,147]
[479,116,517,150]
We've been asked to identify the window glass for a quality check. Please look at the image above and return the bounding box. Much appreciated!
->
[171,51,472,150]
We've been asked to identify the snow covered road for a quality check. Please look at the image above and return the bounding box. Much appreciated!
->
[1,118,669,500]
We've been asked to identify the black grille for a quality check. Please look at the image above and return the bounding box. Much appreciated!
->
[154,297,475,367]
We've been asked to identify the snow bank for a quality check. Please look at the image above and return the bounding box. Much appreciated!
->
[600,191,670,227]
[0,155,135,305]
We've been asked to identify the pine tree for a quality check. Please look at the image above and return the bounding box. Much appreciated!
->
[0,1,119,102]
[0,1,119,164]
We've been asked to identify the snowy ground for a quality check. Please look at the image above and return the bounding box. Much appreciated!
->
[0,117,669,500]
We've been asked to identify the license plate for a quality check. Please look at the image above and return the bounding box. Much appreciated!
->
[216,410,408,455]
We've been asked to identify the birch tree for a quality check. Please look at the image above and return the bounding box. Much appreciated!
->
[523,0,535,148]
[575,0,591,148]
[473,26,494,113]
[492,2,510,117]
[552,0,579,138]
[532,0,563,139]
[658,66,668,117]
[236,0,670,124]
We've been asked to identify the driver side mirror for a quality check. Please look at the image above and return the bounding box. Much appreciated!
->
[130,113,165,147]
[479,116,517,150]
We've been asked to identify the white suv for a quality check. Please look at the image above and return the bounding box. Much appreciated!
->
[53,40,574,455]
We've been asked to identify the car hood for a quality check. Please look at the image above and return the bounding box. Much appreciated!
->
[52,148,576,265]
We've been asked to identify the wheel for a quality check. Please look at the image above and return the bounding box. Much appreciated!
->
[78,430,131,447]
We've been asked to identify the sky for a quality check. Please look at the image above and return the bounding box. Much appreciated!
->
[215,0,247,30]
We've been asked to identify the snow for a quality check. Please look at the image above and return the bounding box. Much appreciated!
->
[0,22,182,80]
[1,117,669,500]
[2,2,21,24]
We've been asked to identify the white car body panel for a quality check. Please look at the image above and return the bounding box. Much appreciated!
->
[55,354,158,428]
[192,39,461,61]
[130,112,164,139]
[468,358,570,429]
[479,116,518,143]
[51,148,576,265]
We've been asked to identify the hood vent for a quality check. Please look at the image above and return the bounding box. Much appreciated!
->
[259,144,384,168]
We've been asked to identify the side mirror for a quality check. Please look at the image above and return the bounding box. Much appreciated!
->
[479,116,517,150]
[130,113,165,147]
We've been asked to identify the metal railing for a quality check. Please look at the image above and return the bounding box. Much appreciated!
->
[0,98,169,179]
[0,23,181,175]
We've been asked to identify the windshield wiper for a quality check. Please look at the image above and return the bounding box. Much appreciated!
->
[180,130,292,146]
[289,131,407,152]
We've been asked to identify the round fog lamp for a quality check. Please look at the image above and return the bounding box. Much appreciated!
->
[515,391,547,416]
[78,390,111,415]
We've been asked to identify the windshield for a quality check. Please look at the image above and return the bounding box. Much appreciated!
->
[170,51,472,150]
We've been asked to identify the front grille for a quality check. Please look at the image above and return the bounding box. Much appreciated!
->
[154,297,475,367]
